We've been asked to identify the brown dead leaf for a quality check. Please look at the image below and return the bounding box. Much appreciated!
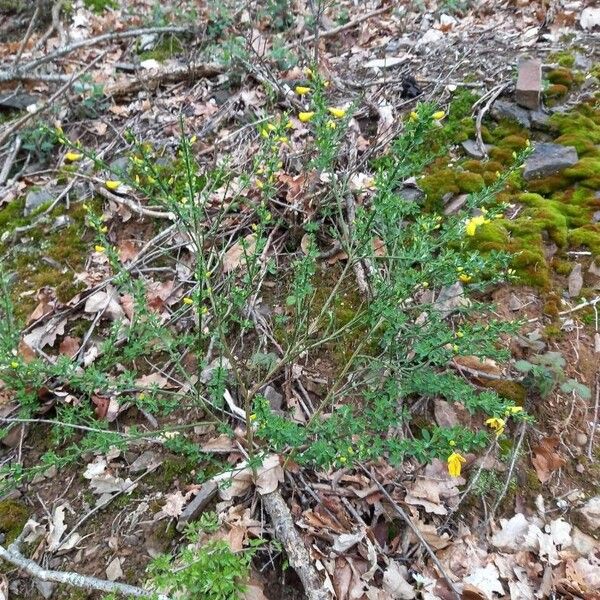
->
[223,234,257,273]
[59,336,80,358]
[117,239,139,263]
[452,355,502,377]
[92,395,110,419]
[531,437,565,483]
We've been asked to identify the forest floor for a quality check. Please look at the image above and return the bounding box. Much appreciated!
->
[0,1,599,599]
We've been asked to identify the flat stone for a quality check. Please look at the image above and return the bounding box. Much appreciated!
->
[574,53,592,71]
[592,210,600,223]
[523,142,578,180]
[24,187,54,215]
[491,100,531,128]
[129,450,162,474]
[461,139,492,159]
[176,481,219,531]
[0,92,38,110]
[443,193,468,215]
[516,58,542,110]
[530,110,551,131]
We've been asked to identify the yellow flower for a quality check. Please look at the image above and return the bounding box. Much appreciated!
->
[485,417,506,437]
[505,406,524,415]
[455,331,464,338]
[65,152,83,162]
[421,281,429,288]
[452,344,459,353]
[338,456,347,464]
[432,111,446,120]
[260,127,269,138]
[526,139,531,147]
[278,136,289,144]
[449,440,456,446]
[249,414,257,421]
[459,273,472,283]
[298,111,315,122]
[456,266,464,272]
[183,297,194,305]
[326,120,337,129]
[190,135,197,144]
[464,215,489,236]
[256,180,264,189]
[105,180,121,191]
[447,452,466,477]
[295,86,311,95]
[10,361,19,369]
[328,107,346,118]
[409,111,418,121]
[99,225,108,233]
[303,66,313,78]
[94,245,106,253]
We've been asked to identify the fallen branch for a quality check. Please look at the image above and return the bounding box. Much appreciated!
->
[0,52,105,148]
[0,527,168,600]
[285,5,391,49]
[104,62,224,97]
[0,26,192,82]
[94,185,175,220]
[262,489,331,600]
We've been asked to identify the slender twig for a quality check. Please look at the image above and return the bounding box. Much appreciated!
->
[361,464,462,600]
[12,3,40,68]
[0,135,21,185]
[587,374,599,460]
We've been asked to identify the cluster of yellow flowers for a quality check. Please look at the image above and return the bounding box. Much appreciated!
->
[294,73,346,128]
[464,214,490,237]
[447,406,524,477]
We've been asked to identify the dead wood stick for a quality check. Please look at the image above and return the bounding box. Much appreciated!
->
[285,5,391,49]
[0,135,21,185]
[0,532,168,599]
[0,26,191,82]
[474,83,508,159]
[94,185,175,220]
[361,465,462,600]
[261,490,331,600]
[0,52,105,148]
[104,62,224,97]
[587,374,599,460]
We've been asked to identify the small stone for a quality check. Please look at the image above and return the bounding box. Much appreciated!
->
[523,142,578,180]
[34,580,56,599]
[443,193,468,215]
[582,76,599,91]
[0,92,38,110]
[415,28,444,50]
[51,215,73,231]
[461,139,492,159]
[262,385,283,412]
[508,292,523,311]
[129,450,161,474]
[530,110,551,130]
[399,184,425,203]
[106,557,123,581]
[575,433,588,447]
[491,100,531,128]
[109,156,129,173]
[24,187,54,215]
[516,58,542,110]
[580,7,600,31]
[574,53,592,71]
[574,496,600,537]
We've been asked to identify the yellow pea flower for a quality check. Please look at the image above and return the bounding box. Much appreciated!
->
[99,225,108,233]
[256,180,264,189]
[10,361,19,369]
[464,215,488,237]
[295,86,311,95]
[278,136,289,144]
[459,273,472,283]
[409,111,418,121]
[485,417,506,436]
[326,120,337,129]
[105,180,121,191]
[447,452,466,477]
[267,123,277,132]
[432,111,446,120]
[182,297,194,305]
[94,245,106,253]
[449,440,456,446]
[328,107,346,118]
[455,331,464,338]
[65,152,83,162]
[303,67,313,78]
[505,406,524,415]
[298,111,315,122]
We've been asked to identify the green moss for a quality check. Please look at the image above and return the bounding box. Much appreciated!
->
[544,323,563,339]
[483,380,527,404]
[548,67,575,88]
[554,133,598,156]
[545,84,569,98]
[420,167,460,204]
[498,135,528,151]
[552,257,573,275]
[568,226,600,255]
[462,160,484,173]
[0,500,29,544]
[489,147,515,164]
[549,51,575,69]
[455,171,485,193]
[564,157,600,188]
[527,174,571,194]
[137,36,184,61]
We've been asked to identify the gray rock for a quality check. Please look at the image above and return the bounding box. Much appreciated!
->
[109,156,129,174]
[129,450,162,474]
[51,215,73,231]
[491,100,531,128]
[574,53,592,71]
[574,496,600,538]
[515,58,542,110]
[34,580,56,599]
[530,110,551,131]
[461,139,492,159]
[0,92,38,110]
[443,193,468,215]
[523,143,578,180]
[593,210,600,223]
[261,385,283,412]
[582,76,599,91]
[24,187,54,215]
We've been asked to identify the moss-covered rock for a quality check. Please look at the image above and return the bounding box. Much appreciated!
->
[0,500,29,544]
[456,171,485,193]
